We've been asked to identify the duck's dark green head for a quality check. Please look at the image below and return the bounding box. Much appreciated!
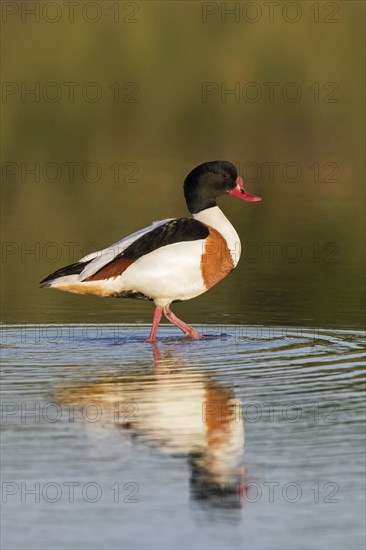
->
[184,160,261,214]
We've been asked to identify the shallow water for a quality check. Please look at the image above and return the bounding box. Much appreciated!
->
[1,324,365,550]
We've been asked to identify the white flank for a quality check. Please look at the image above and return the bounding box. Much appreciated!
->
[116,240,207,306]
[50,229,207,305]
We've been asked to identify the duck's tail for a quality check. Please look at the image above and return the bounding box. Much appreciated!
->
[39,260,91,288]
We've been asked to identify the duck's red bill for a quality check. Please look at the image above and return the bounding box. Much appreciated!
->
[229,176,262,202]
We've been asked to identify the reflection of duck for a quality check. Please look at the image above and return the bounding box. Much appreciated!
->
[55,344,245,508]
[41,161,261,341]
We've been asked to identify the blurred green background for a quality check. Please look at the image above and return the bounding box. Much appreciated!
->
[1,0,364,328]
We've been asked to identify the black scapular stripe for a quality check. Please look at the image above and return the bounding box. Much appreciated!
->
[40,260,92,287]
[122,218,209,259]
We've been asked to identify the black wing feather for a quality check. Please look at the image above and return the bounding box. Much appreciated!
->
[121,218,209,260]
[40,260,92,287]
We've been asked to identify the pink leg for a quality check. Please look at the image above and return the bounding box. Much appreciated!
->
[145,306,163,342]
[163,306,203,339]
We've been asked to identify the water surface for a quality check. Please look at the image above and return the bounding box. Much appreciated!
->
[1,324,365,549]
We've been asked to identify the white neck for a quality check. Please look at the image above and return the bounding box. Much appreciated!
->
[193,206,241,267]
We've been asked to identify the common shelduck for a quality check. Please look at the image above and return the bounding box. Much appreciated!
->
[40,161,261,341]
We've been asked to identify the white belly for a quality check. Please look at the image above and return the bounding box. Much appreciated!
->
[118,240,207,306]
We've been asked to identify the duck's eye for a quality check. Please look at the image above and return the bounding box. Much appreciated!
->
[222,173,229,179]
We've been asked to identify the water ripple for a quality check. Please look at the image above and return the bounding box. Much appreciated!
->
[1,324,365,550]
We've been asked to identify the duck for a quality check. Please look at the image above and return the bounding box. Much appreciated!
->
[40,160,261,342]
